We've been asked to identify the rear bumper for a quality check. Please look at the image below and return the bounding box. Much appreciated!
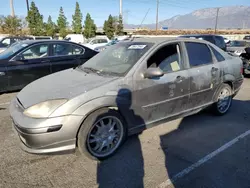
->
[232,77,244,97]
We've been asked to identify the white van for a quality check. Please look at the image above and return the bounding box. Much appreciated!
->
[64,34,85,44]
[83,36,110,50]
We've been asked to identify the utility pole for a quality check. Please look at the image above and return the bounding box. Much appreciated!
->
[120,0,123,17]
[26,0,29,13]
[10,0,15,17]
[214,7,220,34]
[156,0,159,31]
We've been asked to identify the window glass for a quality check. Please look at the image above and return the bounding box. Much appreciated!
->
[215,36,226,49]
[91,39,98,44]
[99,39,108,43]
[147,43,181,73]
[210,45,225,62]
[185,42,212,67]
[53,43,73,56]
[21,44,49,59]
[1,38,11,46]
[80,42,154,75]
[72,45,84,55]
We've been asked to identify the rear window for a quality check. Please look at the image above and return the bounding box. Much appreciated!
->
[185,42,213,67]
[214,36,226,49]
[210,45,225,62]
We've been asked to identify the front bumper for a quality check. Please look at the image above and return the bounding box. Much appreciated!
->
[9,98,84,154]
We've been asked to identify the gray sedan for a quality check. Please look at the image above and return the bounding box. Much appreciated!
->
[10,37,244,160]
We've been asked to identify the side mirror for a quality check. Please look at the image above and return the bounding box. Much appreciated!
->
[144,67,164,79]
[13,54,24,61]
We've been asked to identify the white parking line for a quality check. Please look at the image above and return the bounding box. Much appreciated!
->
[0,102,10,106]
[157,129,250,188]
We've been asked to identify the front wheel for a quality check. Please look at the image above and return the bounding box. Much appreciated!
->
[77,108,127,160]
[212,84,233,116]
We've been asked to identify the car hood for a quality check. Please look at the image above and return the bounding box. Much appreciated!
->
[17,68,119,108]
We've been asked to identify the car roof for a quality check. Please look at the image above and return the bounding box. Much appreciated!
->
[17,39,79,45]
[179,34,223,38]
[128,36,213,45]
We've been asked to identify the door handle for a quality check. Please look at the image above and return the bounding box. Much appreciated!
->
[212,67,219,71]
[176,76,183,83]
[0,72,5,76]
[41,60,50,63]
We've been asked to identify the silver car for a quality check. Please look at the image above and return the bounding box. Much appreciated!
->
[10,37,244,160]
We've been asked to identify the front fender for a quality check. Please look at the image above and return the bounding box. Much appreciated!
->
[72,96,118,116]
[72,96,137,131]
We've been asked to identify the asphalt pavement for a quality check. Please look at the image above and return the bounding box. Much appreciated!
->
[0,79,250,188]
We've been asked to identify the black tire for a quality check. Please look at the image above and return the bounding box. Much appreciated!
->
[212,83,233,116]
[77,108,127,160]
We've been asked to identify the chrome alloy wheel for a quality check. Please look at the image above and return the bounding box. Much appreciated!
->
[217,87,232,114]
[87,116,124,157]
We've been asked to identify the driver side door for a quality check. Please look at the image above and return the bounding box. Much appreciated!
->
[132,42,190,126]
[6,43,51,91]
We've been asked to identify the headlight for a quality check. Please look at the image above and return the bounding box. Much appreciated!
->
[23,99,68,118]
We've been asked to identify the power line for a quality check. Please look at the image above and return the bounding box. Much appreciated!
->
[140,8,150,28]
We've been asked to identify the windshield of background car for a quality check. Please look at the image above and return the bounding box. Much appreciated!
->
[230,41,246,47]
[80,42,154,76]
[0,42,29,59]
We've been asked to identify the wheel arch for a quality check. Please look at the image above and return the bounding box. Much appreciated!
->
[74,96,131,146]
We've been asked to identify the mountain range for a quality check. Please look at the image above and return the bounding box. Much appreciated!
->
[125,6,250,29]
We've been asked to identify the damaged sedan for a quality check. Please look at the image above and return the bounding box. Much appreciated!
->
[10,37,244,160]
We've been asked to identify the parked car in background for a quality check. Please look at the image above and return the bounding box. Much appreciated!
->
[94,40,119,52]
[223,37,230,44]
[243,35,250,40]
[28,36,53,40]
[64,34,85,44]
[83,36,110,50]
[0,40,98,93]
[0,36,34,53]
[240,47,250,76]
[179,34,227,51]
[10,37,243,160]
[227,40,250,56]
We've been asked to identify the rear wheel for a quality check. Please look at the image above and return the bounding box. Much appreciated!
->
[212,84,232,116]
[77,108,127,160]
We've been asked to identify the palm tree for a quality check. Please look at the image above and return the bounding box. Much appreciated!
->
[10,0,15,17]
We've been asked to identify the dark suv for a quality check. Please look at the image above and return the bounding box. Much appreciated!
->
[179,34,227,51]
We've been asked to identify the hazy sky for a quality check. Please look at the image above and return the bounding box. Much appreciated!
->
[0,0,249,26]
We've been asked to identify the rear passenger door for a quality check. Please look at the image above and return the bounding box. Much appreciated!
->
[185,42,221,108]
[50,43,84,73]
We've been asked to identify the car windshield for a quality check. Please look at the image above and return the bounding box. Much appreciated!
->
[79,42,154,76]
[0,42,29,59]
[230,41,246,47]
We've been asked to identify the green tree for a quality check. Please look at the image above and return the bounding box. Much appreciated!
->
[1,16,22,35]
[103,15,115,39]
[57,7,68,38]
[26,1,44,35]
[45,16,56,37]
[116,15,124,36]
[83,13,96,39]
[72,2,83,34]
